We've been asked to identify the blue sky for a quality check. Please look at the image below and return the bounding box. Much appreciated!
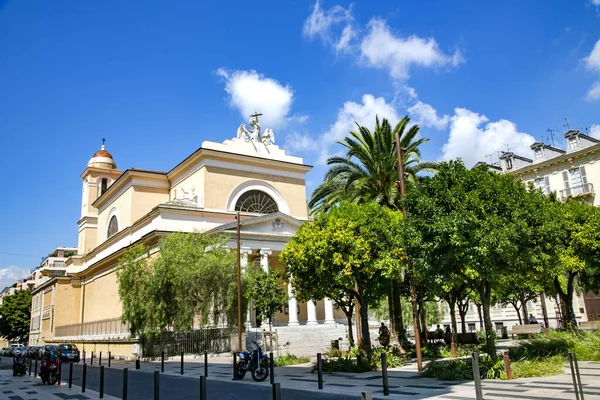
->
[1,0,599,286]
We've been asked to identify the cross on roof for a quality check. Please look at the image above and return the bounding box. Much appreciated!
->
[102,138,106,146]
[250,112,263,123]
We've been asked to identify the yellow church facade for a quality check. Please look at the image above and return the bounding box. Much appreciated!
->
[29,120,348,357]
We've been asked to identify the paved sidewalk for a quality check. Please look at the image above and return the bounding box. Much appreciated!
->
[0,368,118,400]
[98,355,600,399]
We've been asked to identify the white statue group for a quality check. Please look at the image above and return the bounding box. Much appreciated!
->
[236,114,275,145]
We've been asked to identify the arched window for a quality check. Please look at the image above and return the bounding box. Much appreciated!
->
[235,190,278,214]
[100,178,108,195]
[107,216,119,238]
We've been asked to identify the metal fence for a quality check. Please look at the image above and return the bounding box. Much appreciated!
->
[141,328,231,357]
[54,318,130,338]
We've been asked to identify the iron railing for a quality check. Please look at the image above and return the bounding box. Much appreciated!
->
[560,183,594,200]
[54,317,130,338]
[141,328,231,357]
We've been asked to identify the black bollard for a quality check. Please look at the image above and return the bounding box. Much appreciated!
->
[269,352,274,385]
[99,351,102,366]
[573,353,584,400]
[568,352,582,400]
[69,363,73,388]
[91,351,94,366]
[232,352,237,380]
[58,361,62,386]
[272,382,281,400]
[154,370,160,400]
[108,351,111,367]
[200,375,207,400]
[82,363,87,393]
[122,368,128,400]
[204,352,208,377]
[83,350,86,364]
[34,358,38,378]
[381,353,389,396]
[100,366,105,398]
[317,353,323,390]
[180,352,184,375]
[161,352,164,373]
[29,357,32,376]
[136,358,140,370]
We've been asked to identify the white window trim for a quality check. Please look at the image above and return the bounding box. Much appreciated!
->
[105,207,120,240]
[226,180,290,215]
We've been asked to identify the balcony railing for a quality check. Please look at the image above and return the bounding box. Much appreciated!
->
[559,183,594,200]
[54,317,130,338]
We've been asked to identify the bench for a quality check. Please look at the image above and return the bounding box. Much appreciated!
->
[456,332,480,345]
[511,323,542,339]
[579,321,598,331]
[425,331,445,344]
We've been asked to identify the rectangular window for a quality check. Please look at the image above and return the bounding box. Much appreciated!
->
[505,158,513,170]
[534,176,551,194]
[569,137,578,149]
[569,166,588,196]
[535,149,543,160]
[468,323,476,332]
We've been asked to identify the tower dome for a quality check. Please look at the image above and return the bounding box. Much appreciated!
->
[88,143,117,169]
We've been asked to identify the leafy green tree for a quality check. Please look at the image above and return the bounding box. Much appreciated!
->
[548,200,600,328]
[0,289,32,343]
[494,271,543,325]
[281,202,404,356]
[403,160,562,357]
[117,232,240,336]
[308,116,436,344]
[245,266,288,329]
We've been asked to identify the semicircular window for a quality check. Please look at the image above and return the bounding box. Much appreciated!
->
[107,215,119,238]
[235,190,279,214]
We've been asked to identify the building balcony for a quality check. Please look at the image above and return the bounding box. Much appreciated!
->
[559,183,594,201]
[54,317,131,340]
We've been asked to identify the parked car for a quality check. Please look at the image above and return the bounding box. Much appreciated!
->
[0,347,10,356]
[58,344,80,363]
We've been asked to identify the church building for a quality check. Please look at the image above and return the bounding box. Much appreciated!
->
[29,117,349,356]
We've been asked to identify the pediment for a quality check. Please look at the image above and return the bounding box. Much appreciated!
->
[212,212,306,236]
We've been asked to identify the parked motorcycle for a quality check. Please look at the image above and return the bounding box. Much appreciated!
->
[39,347,60,385]
[235,340,269,382]
[12,350,28,376]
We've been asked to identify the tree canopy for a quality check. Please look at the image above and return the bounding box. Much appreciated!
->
[0,289,32,343]
[117,232,240,336]
[281,201,404,355]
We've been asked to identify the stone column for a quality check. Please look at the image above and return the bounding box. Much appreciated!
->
[241,248,253,328]
[287,282,299,326]
[306,300,318,325]
[324,298,335,324]
[259,248,272,273]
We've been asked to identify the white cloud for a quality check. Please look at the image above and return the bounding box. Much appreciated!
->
[319,94,400,164]
[0,265,30,289]
[441,108,536,167]
[407,101,449,130]
[302,1,355,52]
[284,132,318,154]
[591,0,600,6]
[588,81,600,100]
[590,125,600,139]
[217,69,294,129]
[584,39,600,71]
[360,19,464,80]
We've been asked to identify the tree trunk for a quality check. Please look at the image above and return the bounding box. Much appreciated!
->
[511,302,523,325]
[357,291,372,357]
[345,312,355,347]
[396,292,406,342]
[477,303,484,330]
[554,273,578,330]
[479,280,497,358]
[419,296,428,346]
[447,296,459,345]
[457,298,468,333]
[521,296,529,325]
[387,280,403,344]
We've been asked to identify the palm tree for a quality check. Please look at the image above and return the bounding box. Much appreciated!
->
[309,115,436,213]
[308,115,437,345]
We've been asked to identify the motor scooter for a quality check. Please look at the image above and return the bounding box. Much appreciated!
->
[235,340,269,382]
[39,349,60,385]
[12,350,28,376]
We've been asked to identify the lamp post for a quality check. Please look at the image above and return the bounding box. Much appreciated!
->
[395,132,423,372]
[236,212,242,352]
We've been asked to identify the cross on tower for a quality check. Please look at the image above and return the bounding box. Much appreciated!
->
[102,138,106,146]
[250,112,263,123]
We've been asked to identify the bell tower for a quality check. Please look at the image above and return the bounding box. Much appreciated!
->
[78,140,122,254]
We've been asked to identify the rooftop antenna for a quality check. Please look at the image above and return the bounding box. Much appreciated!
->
[563,118,570,131]
[546,129,559,147]
[504,143,515,152]
[581,126,590,135]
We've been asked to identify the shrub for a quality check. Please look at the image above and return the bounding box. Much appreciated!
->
[511,355,566,379]
[274,354,310,367]
[509,330,600,361]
